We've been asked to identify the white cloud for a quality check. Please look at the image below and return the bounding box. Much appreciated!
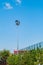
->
[16,0,22,4]
[4,3,13,9]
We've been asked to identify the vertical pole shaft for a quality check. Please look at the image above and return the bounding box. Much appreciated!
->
[15,20,20,54]
[17,26,19,50]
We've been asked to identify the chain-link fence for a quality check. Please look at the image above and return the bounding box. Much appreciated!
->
[21,42,43,50]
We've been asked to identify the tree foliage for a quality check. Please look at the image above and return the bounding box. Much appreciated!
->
[0,48,43,65]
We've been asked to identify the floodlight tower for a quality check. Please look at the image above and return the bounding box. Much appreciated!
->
[15,20,20,51]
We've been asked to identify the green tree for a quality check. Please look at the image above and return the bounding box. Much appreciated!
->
[0,49,10,60]
[7,54,15,65]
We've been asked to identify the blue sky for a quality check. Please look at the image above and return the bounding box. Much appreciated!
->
[0,0,43,52]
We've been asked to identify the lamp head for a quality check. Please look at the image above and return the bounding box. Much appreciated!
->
[15,20,20,26]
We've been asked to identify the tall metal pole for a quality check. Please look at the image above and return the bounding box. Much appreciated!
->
[15,20,20,51]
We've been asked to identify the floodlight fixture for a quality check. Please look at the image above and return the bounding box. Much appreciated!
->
[15,20,20,26]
